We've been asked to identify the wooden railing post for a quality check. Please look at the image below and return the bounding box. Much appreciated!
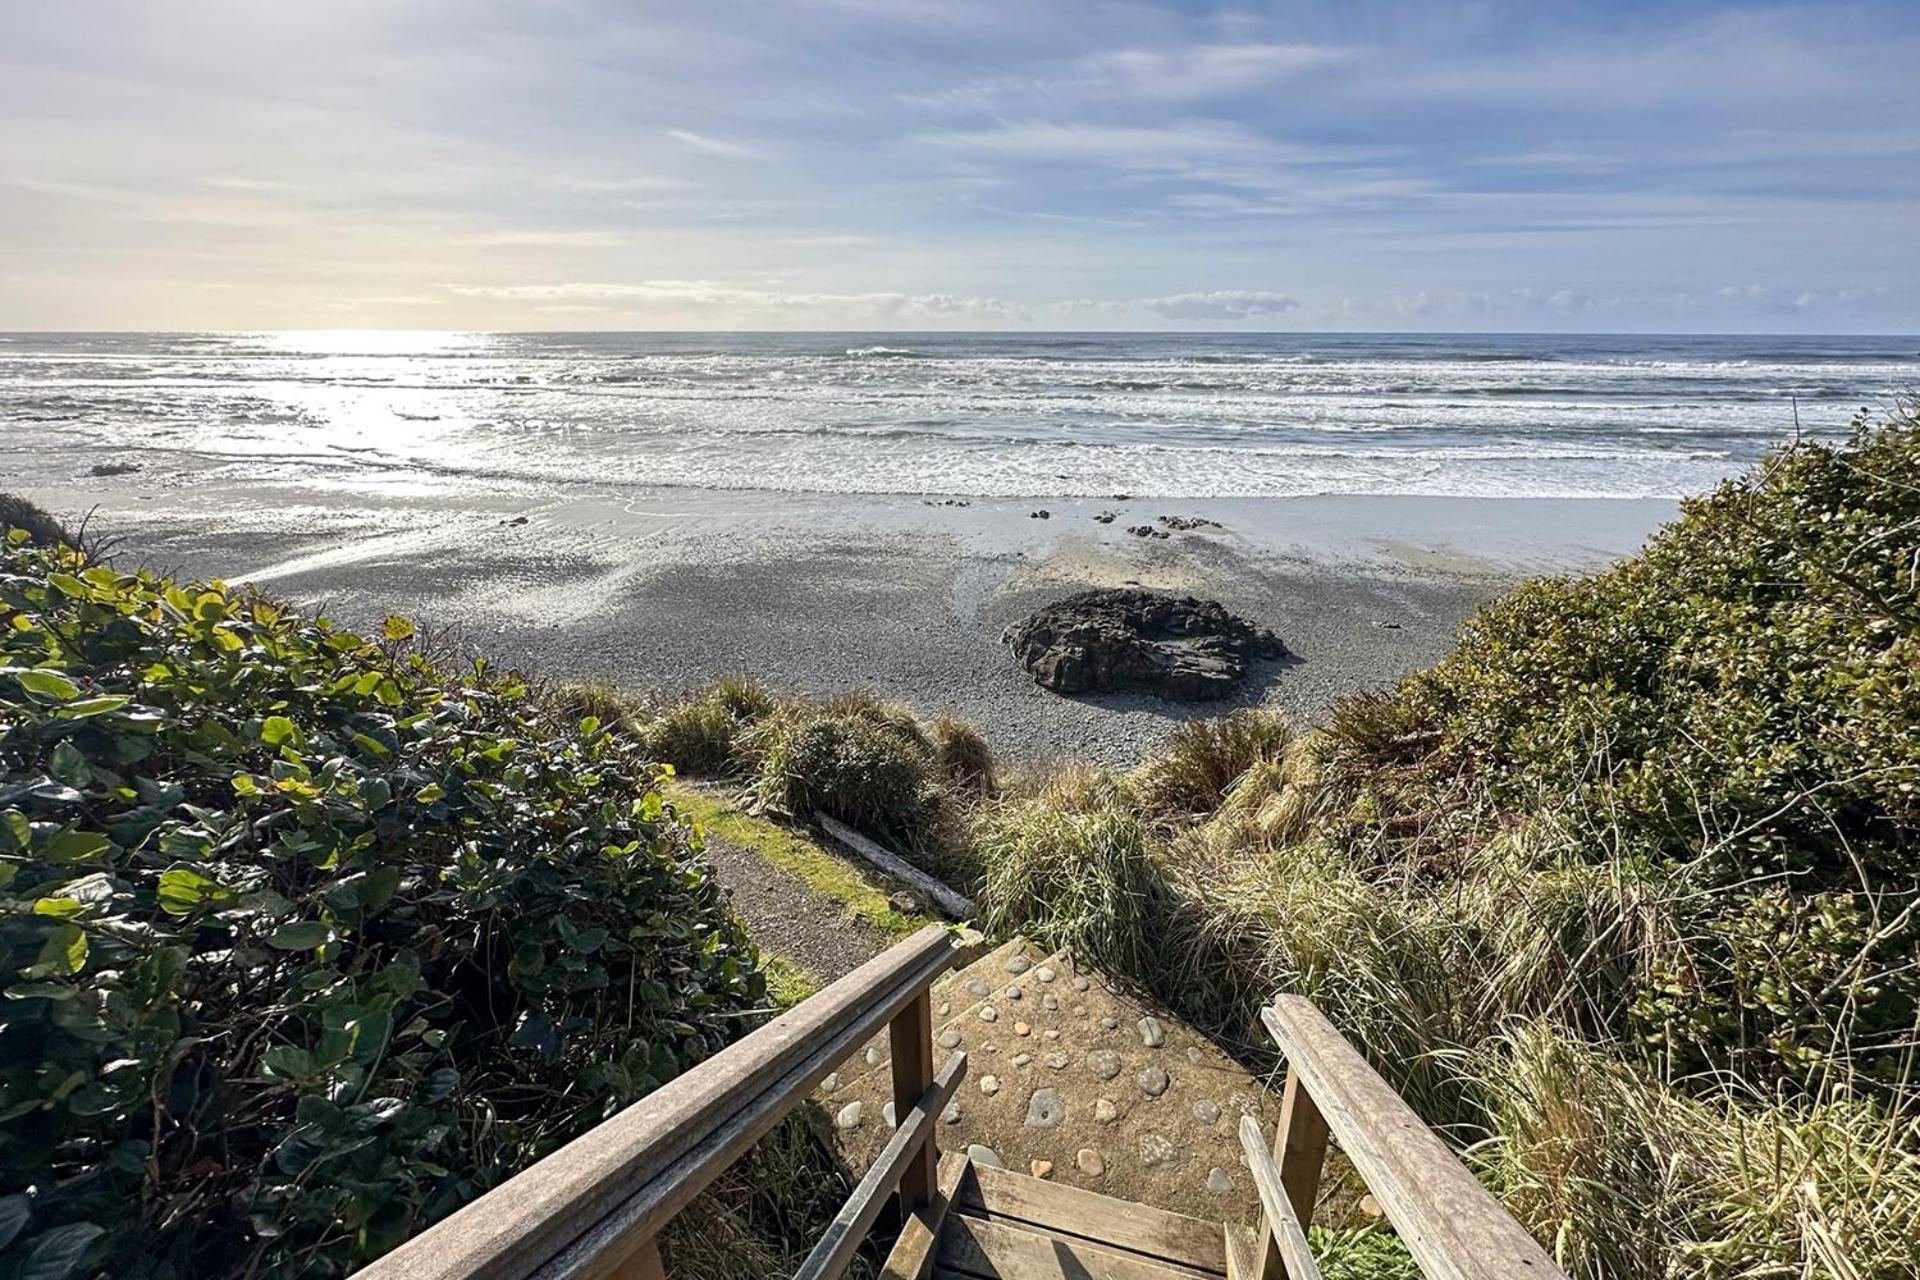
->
[610,1237,666,1280]
[889,987,938,1211]
[1261,998,1572,1280]
[1257,1066,1329,1280]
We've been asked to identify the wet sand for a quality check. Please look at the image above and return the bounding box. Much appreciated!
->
[18,474,1674,765]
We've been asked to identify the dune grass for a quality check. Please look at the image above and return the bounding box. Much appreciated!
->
[962,412,1920,1279]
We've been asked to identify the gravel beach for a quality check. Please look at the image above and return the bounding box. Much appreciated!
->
[18,473,1674,765]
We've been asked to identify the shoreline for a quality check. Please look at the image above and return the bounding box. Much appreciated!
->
[17,474,1677,765]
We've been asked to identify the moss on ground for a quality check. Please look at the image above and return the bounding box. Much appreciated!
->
[763,955,823,1008]
[669,784,933,942]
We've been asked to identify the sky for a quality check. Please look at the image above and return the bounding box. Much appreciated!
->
[2,0,1918,333]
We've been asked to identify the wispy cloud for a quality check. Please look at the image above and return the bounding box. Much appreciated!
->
[0,1,1915,330]
[663,128,761,159]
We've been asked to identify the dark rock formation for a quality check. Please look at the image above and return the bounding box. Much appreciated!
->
[1002,588,1286,700]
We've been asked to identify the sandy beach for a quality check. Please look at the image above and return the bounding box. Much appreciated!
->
[19,471,1674,765]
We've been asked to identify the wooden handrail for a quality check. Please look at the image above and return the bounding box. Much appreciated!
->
[794,1051,967,1280]
[1255,996,1568,1280]
[358,924,960,1280]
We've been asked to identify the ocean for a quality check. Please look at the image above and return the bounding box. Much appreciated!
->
[2,331,1914,500]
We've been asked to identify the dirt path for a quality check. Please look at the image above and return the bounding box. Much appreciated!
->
[701,832,892,985]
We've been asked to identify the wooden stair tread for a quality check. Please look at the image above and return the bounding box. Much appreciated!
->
[937,1213,1217,1280]
[958,1163,1228,1275]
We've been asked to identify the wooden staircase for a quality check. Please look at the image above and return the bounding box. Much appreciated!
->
[888,1154,1258,1279]
[355,926,1572,1280]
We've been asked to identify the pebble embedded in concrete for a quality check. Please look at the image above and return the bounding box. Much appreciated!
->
[1076,1147,1106,1176]
[1014,1021,1031,1037]
[943,1103,962,1124]
[1036,965,1056,983]
[835,1101,863,1130]
[1095,1098,1119,1123]
[939,1028,962,1049]
[980,1074,1001,1096]
[1207,1167,1235,1195]
[1192,1099,1221,1125]
[1138,1016,1166,1048]
[979,1005,997,1022]
[968,1144,1004,1169]
[822,1072,840,1093]
[1004,955,1031,974]
[967,979,990,997]
[1138,1067,1170,1097]
[1072,976,1090,991]
[865,1045,885,1066]
[1005,986,1022,1000]
[1140,1132,1181,1170]
[1086,1049,1122,1080]
[1026,1087,1067,1128]
[1012,1052,1033,1067]
[1030,1159,1053,1178]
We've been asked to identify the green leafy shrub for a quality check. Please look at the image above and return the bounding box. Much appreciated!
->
[0,538,764,1278]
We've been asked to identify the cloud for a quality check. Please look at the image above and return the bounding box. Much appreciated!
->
[200,175,306,193]
[436,279,1021,321]
[312,294,443,310]
[453,230,641,248]
[1075,43,1352,99]
[437,280,1303,325]
[1133,290,1299,320]
[899,40,1350,111]
[663,128,760,159]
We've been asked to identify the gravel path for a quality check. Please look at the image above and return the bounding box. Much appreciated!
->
[699,832,890,984]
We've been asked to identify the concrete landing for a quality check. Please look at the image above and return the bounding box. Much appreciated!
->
[815,938,1278,1224]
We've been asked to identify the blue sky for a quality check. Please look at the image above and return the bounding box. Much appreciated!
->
[2,0,1917,331]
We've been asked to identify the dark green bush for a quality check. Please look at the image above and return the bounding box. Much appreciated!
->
[0,494,71,549]
[744,709,936,841]
[1400,413,1920,1084]
[0,537,764,1278]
